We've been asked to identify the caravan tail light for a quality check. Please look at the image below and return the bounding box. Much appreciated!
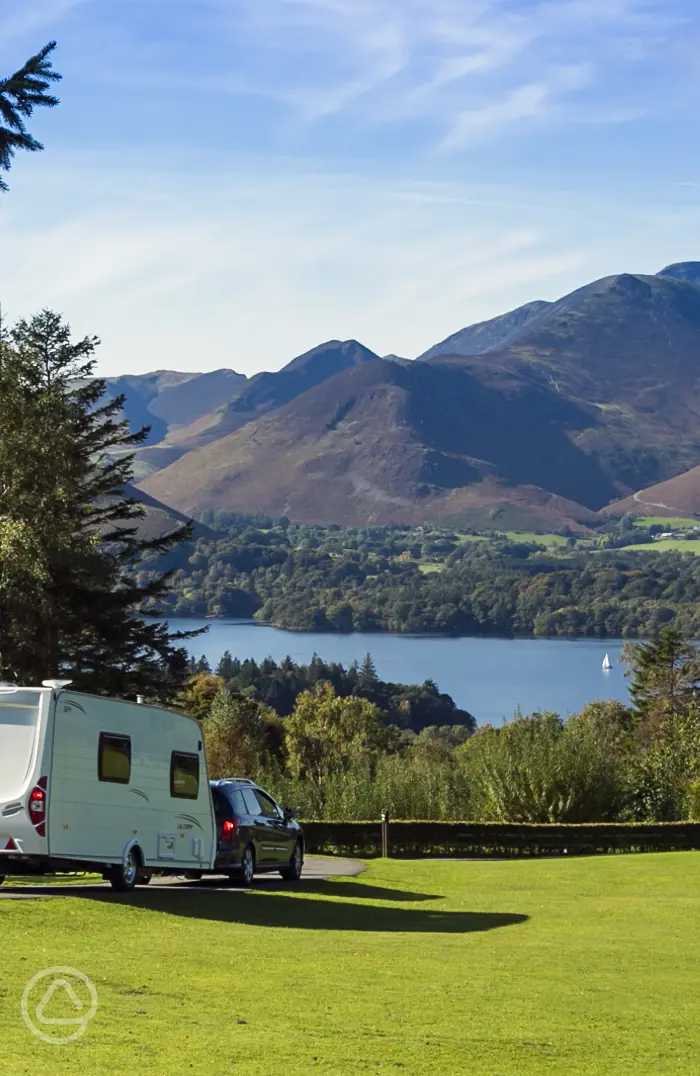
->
[221,819,238,840]
[28,778,47,836]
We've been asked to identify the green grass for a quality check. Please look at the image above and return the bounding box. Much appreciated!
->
[503,530,569,547]
[417,561,444,574]
[3,854,700,1074]
[632,516,699,529]
[621,539,700,555]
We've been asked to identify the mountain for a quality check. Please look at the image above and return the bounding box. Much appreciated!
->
[179,339,380,443]
[429,269,700,498]
[132,259,700,529]
[141,356,602,528]
[418,300,551,360]
[111,484,216,541]
[102,368,247,446]
[657,262,700,286]
[604,466,700,520]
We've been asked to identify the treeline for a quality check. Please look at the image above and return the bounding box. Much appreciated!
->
[185,629,700,824]
[140,519,700,638]
[184,651,475,734]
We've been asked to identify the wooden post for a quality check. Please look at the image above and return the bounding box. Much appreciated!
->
[381,810,390,858]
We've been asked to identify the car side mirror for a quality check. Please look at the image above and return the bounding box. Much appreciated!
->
[283,805,296,822]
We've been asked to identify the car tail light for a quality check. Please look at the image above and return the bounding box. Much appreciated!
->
[28,778,47,836]
[221,819,238,839]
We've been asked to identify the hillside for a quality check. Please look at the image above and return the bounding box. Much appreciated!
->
[123,484,216,541]
[141,356,602,528]
[130,260,700,528]
[418,299,550,360]
[103,368,247,446]
[604,465,700,520]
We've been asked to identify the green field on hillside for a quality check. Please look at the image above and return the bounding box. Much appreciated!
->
[3,854,700,1074]
[621,539,700,555]
[632,516,699,529]
[503,530,569,547]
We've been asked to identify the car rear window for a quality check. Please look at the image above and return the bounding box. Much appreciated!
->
[212,786,248,818]
[241,788,261,815]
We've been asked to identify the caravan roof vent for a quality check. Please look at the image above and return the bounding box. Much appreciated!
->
[42,679,73,690]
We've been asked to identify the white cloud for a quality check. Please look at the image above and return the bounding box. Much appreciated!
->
[439,83,551,151]
[216,0,673,148]
[0,0,89,46]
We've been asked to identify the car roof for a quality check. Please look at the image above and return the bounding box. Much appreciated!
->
[210,778,257,787]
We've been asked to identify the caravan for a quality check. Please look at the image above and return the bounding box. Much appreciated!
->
[0,681,216,890]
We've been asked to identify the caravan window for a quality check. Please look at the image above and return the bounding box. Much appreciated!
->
[171,752,199,799]
[98,733,131,784]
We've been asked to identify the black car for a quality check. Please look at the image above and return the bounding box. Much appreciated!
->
[209,779,304,885]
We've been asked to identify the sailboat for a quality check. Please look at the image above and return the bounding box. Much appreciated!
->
[602,652,613,671]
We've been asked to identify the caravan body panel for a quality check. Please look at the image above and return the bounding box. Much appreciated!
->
[0,688,216,875]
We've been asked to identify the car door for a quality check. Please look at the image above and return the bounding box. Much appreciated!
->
[241,787,276,867]
[253,789,294,864]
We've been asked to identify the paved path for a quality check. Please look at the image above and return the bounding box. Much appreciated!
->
[0,854,364,899]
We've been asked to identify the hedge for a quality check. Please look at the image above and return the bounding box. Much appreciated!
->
[301,820,700,858]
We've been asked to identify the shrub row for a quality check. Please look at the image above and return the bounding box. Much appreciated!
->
[302,820,700,858]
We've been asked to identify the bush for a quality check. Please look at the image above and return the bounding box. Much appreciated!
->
[301,819,700,858]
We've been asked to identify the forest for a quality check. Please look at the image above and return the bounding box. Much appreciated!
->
[188,629,700,824]
[141,515,700,638]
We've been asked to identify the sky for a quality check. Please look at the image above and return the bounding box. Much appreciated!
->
[0,0,699,376]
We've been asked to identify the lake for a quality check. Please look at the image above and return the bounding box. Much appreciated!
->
[167,618,631,725]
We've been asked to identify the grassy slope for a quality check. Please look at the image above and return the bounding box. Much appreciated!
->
[632,516,699,529]
[503,530,568,547]
[621,539,700,555]
[3,855,700,1074]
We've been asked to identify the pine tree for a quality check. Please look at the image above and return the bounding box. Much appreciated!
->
[357,652,379,690]
[0,42,61,191]
[0,308,195,697]
[624,628,700,727]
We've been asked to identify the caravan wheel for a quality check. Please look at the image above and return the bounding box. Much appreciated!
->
[107,848,140,892]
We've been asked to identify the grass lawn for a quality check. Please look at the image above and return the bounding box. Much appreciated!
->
[3,854,700,1074]
[620,539,700,555]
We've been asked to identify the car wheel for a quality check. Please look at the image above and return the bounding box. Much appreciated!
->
[239,845,255,887]
[280,841,303,881]
[107,847,140,892]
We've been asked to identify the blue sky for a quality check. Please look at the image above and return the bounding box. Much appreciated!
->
[1,0,699,375]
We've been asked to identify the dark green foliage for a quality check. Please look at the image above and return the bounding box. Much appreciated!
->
[0,309,193,697]
[457,713,628,822]
[209,651,475,733]
[146,516,700,638]
[0,42,60,191]
[301,819,700,857]
[624,628,700,723]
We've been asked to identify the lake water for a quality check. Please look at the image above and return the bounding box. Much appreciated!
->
[167,618,631,725]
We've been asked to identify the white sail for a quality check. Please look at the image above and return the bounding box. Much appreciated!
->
[602,652,612,671]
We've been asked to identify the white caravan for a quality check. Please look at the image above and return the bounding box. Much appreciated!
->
[0,681,216,890]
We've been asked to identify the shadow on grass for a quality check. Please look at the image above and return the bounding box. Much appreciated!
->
[0,877,527,932]
[95,886,527,933]
[169,877,441,903]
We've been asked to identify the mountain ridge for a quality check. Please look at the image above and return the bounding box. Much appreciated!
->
[109,259,700,530]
